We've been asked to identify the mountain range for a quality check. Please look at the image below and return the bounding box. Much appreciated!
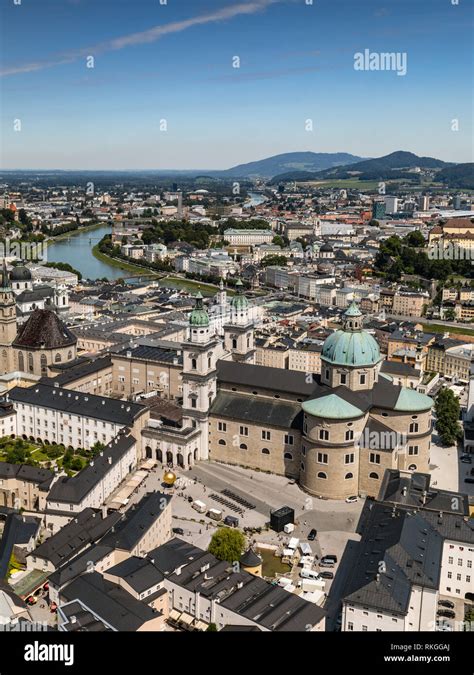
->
[213,152,364,179]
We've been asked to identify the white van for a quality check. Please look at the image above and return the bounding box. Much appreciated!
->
[300,568,321,581]
[192,500,207,514]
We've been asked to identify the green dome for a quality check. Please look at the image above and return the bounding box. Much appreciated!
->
[231,279,248,311]
[322,329,381,367]
[189,292,209,327]
[302,394,364,420]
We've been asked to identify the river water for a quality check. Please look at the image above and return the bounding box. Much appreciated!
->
[46,225,125,280]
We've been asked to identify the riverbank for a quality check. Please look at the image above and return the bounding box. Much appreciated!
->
[91,244,161,276]
[45,221,106,246]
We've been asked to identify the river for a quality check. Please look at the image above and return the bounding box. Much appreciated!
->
[46,225,125,281]
[244,192,268,208]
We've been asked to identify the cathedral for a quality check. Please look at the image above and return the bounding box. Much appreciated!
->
[0,262,77,377]
[172,286,433,500]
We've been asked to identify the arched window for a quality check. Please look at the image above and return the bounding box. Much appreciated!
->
[40,354,47,374]
[317,472,327,479]
[191,358,197,370]
[345,472,354,480]
[301,462,305,471]
[55,353,62,363]
[218,439,226,446]
[28,353,34,372]
[408,464,417,471]
[284,452,293,460]
[18,352,24,371]
[240,443,247,450]
[261,448,270,454]
[1,349,7,363]
[369,472,379,479]
[67,351,72,360]
[409,422,419,433]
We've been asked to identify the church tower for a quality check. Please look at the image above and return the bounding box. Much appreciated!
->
[0,261,17,374]
[223,279,255,364]
[181,293,219,460]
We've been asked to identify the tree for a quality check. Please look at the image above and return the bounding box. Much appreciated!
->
[404,230,425,247]
[435,388,463,446]
[206,623,218,632]
[208,528,246,564]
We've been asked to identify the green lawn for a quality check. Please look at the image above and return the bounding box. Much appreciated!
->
[421,323,474,337]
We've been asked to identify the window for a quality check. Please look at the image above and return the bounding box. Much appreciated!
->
[319,429,329,441]
[369,453,380,464]
[340,373,347,385]
[317,452,328,464]
[191,358,197,370]
[347,622,353,631]
[408,464,417,471]
[408,446,419,456]
[360,374,366,385]
[240,426,249,436]
[369,472,379,479]
[284,434,294,445]
[409,422,419,433]
[240,443,247,450]
[191,399,196,409]
[362,626,367,632]
[262,430,271,441]
[468,561,472,568]
[458,559,462,566]
[232,339,237,349]
[317,472,327,479]
[218,422,227,432]
[218,439,226,446]
[325,369,329,380]
[301,462,305,471]
[345,453,355,464]
[448,556,453,565]
[456,573,461,581]
[447,571,452,579]
[261,448,270,455]
[284,452,293,460]
[345,430,354,441]
[345,472,353,480]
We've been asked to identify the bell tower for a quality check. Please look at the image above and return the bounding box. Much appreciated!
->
[0,261,17,374]
[223,279,255,364]
[181,293,219,460]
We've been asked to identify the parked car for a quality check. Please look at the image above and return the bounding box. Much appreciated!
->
[319,560,335,568]
[464,478,474,484]
[321,554,338,563]
[26,596,36,605]
[437,609,455,619]
[460,455,472,464]
[470,467,474,476]
[319,571,334,579]
[438,600,455,609]
[172,527,184,535]
[345,495,358,504]
[308,529,317,541]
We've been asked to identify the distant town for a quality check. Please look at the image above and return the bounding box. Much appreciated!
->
[0,153,473,639]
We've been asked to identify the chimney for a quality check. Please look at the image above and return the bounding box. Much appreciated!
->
[102,505,107,519]
[108,456,112,465]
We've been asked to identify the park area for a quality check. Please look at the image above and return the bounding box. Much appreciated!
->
[0,436,102,475]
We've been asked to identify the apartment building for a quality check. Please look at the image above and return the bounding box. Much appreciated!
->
[342,488,474,632]
[46,432,137,513]
[9,384,149,452]
[288,343,322,374]
[46,355,114,396]
[392,292,429,317]
[223,229,274,246]
[111,344,183,400]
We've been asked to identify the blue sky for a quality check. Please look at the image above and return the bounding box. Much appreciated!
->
[1,0,472,169]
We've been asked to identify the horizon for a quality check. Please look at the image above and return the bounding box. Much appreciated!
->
[1,0,473,170]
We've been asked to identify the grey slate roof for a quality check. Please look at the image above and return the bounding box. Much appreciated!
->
[210,391,303,429]
[29,508,121,568]
[101,491,172,552]
[153,538,325,631]
[60,572,160,631]
[0,462,54,489]
[105,555,164,592]
[217,360,316,396]
[9,384,147,425]
[344,501,474,615]
[47,433,136,506]
[378,470,470,516]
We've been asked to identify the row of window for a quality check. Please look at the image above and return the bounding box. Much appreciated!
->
[447,557,472,567]
[301,468,380,480]
[215,422,294,445]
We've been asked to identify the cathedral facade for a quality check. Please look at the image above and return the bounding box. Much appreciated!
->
[146,284,433,500]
